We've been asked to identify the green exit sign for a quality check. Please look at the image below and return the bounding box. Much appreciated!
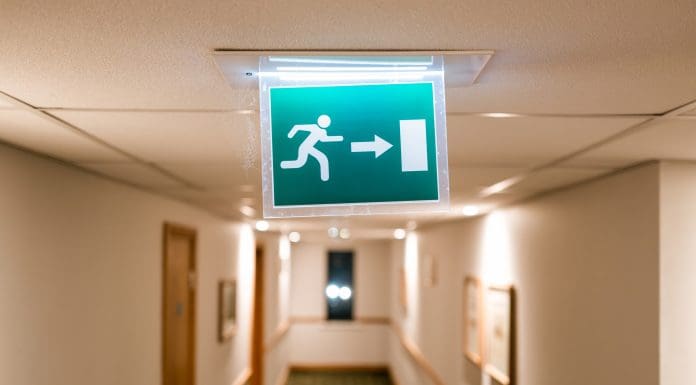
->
[260,81,449,217]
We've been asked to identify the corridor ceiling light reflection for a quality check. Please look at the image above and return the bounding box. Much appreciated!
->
[255,220,270,232]
[288,231,301,243]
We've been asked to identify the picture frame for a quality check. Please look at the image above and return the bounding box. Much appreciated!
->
[422,254,439,288]
[218,279,237,342]
[484,285,516,385]
[463,276,484,366]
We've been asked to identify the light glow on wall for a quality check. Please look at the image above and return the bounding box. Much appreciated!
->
[480,211,513,285]
[279,234,291,260]
[403,232,421,339]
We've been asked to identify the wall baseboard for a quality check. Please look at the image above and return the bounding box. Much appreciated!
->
[231,367,252,385]
[275,365,290,385]
[289,316,391,325]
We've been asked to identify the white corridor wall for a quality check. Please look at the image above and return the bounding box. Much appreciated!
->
[0,143,254,385]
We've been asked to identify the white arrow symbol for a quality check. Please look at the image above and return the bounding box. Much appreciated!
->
[351,135,393,158]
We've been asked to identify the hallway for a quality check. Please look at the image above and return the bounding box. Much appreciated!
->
[1,2,695,385]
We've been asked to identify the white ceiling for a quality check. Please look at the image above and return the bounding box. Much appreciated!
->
[0,1,694,239]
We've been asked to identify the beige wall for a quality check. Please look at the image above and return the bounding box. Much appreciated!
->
[289,240,391,365]
[390,163,661,385]
[257,233,292,385]
[659,161,696,385]
[0,144,254,385]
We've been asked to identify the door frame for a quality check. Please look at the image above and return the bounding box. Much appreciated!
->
[162,223,197,385]
[250,245,265,385]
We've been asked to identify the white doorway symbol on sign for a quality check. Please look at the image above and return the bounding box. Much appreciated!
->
[399,119,428,172]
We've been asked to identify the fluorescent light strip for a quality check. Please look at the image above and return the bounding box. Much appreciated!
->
[259,70,442,81]
[274,66,429,72]
[268,56,434,66]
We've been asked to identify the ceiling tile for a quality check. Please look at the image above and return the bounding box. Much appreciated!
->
[159,162,261,188]
[569,119,696,167]
[78,162,186,188]
[446,115,645,167]
[0,110,128,162]
[506,167,612,194]
[51,110,261,164]
[1,2,695,114]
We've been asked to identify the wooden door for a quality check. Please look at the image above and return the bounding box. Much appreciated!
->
[162,224,197,385]
[250,246,264,385]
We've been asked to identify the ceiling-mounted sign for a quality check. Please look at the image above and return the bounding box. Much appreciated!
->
[258,55,450,218]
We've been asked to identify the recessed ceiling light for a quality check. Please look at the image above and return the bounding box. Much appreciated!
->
[482,112,519,118]
[288,231,301,243]
[462,205,480,217]
[255,220,270,232]
[393,228,407,240]
[339,228,351,240]
[328,227,339,238]
[480,176,524,196]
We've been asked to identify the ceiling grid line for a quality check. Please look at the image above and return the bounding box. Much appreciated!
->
[0,90,203,190]
[481,98,696,196]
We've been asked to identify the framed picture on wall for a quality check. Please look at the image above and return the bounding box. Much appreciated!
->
[463,276,483,366]
[485,285,516,385]
[218,279,237,342]
[422,254,439,288]
[399,267,408,313]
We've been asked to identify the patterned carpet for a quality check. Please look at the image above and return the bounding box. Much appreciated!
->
[286,370,392,385]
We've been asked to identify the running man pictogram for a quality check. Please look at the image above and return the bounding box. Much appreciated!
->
[280,115,344,181]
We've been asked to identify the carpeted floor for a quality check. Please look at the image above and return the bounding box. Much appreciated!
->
[286,370,392,385]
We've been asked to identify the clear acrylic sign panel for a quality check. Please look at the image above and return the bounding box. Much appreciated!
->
[258,55,449,218]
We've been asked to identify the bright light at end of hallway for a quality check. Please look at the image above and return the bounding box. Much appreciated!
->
[325,284,340,299]
[462,205,481,217]
[255,220,270,232]
[288,231,301,243]
[393,228,406,239]
[481,211,513,285]
[339,286,352,300]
